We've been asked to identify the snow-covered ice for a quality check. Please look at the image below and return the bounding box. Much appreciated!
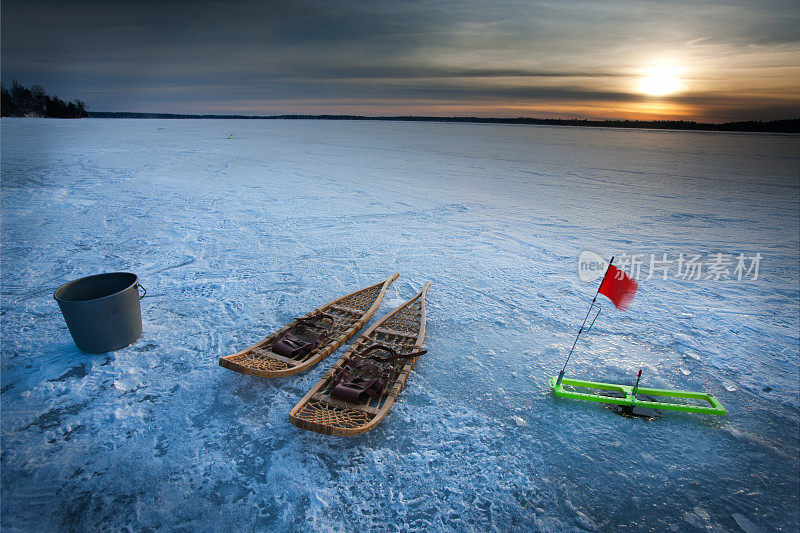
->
[2,118,798,531]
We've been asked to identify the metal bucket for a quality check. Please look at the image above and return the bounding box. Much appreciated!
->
[54,272,146,353]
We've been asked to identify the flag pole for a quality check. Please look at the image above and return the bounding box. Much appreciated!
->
[631,368,643,406]
[555,256,614,388]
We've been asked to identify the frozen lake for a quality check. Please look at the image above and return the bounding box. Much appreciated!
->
[2,118,798,531]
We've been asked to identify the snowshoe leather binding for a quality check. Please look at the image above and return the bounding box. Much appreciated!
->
[272,313,336,358]
[331,344,427,403]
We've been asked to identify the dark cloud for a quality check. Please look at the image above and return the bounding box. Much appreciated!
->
[2,0,798,120]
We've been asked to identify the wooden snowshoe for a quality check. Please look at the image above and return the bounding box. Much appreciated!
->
[290,282,430,436]
[219,274,398,377]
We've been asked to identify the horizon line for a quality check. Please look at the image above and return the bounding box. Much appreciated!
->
[81,112,800,133]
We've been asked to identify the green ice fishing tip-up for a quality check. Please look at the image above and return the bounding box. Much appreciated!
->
[550,376,727,416]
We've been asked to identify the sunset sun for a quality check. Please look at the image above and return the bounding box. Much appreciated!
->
[637,65,685,96]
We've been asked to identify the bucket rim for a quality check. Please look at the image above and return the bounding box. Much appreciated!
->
[54,272,139,304]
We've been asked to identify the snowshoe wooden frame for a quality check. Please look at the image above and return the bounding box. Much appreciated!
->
[289,283,430,436]
[219,274,398,377]
[550,376,726,415]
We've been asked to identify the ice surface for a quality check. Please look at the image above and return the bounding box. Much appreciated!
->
[2,119,798,531]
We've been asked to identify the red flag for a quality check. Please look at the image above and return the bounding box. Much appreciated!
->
[598,264,637,310]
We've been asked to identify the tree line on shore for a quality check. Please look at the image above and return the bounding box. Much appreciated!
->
[2,79,796,132]
[89,112,799,133]
[1,80,88,118]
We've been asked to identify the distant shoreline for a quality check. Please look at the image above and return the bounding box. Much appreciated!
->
[84,112,800,133]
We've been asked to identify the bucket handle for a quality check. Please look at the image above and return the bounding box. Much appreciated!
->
[137,283,147,300]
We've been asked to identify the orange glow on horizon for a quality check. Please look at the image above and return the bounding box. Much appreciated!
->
[202,98,701,122]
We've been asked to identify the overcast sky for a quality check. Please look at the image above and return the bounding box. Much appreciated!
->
[2,0,799,121]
